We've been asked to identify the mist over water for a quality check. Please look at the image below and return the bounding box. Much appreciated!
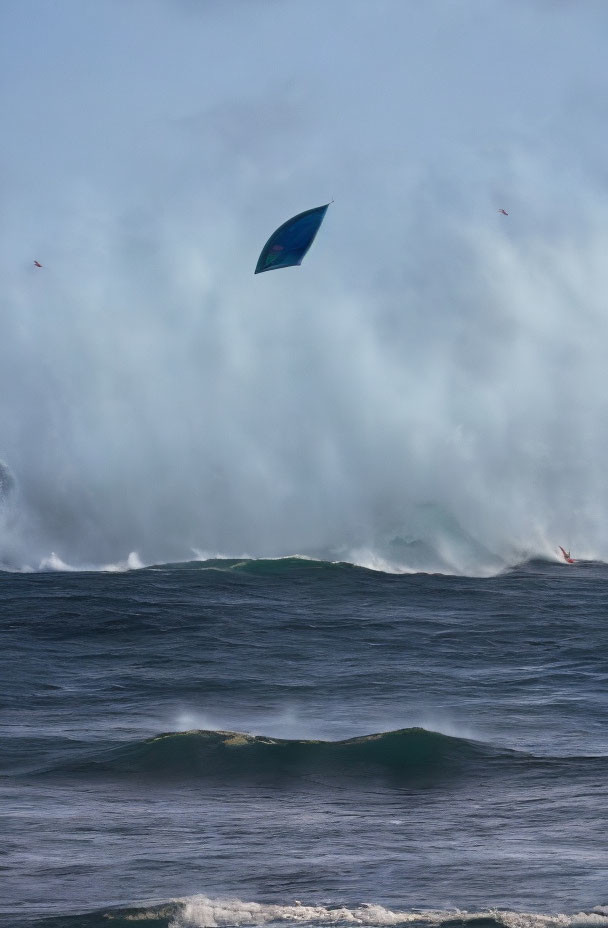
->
[2,0,608,572]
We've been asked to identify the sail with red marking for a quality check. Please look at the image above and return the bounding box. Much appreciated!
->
[255,204,329,274]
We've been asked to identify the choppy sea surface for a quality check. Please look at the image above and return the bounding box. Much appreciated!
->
[2,556,607,928]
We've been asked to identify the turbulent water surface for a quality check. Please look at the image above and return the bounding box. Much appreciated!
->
[2,555,607,927]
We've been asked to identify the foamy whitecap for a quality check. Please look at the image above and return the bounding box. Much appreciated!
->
[38,550,145,572]
[169,897,608,928]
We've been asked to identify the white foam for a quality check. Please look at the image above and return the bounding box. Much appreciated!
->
[37,550,145,573]
[103,550,145,572]
[191,551,322,565]
[345,547,423,575]
[191,549,244,562]
[169,897,608,928]
[39,551,78,572]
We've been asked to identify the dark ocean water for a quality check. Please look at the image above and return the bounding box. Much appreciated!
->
[2,557,608,928]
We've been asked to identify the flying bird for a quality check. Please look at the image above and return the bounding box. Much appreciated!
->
[497,209,508,216]
[33,260,43,267]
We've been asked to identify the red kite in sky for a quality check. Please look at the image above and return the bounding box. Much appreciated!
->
[497,209,508,216]
[33,260,43,268]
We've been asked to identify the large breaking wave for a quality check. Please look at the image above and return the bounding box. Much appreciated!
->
[2,550,592,578]
[3,166,608,575]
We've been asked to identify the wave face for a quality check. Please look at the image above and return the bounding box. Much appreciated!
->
[31,727,516,785]
[21,726,604,790]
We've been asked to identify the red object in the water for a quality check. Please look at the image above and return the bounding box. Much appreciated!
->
[498,209,508,216]
[559,546,575,564]
[33,260,43,267]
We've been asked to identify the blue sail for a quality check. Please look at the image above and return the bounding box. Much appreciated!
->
[255,203,330,274]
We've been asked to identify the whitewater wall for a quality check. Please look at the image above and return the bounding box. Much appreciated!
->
[2,1,608,572]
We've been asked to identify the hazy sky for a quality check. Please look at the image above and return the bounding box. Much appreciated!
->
[2,0,608,571]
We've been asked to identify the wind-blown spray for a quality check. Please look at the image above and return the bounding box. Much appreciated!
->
[1,0,608,572]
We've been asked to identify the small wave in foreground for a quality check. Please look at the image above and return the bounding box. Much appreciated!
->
[28,896,608,928]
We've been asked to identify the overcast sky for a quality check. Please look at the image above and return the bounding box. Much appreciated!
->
[2,0,608,570]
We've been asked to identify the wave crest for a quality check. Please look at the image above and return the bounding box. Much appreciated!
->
[45,727,516,786]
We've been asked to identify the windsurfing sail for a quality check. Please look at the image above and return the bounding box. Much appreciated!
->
[255,203,330,274]
[559,546,575,564]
